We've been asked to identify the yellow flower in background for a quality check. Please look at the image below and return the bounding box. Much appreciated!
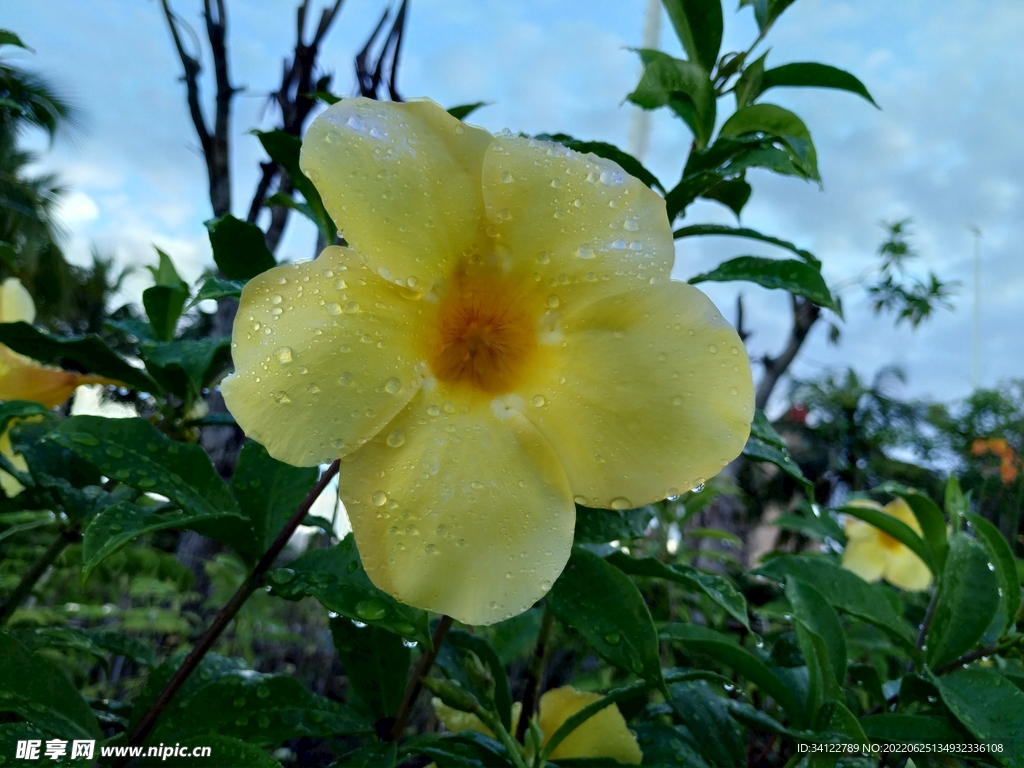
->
[223,98,753,624]
[0,278,115,496]
[433,686,642,764]
[0,277,112,408]
[842,498,932,590]
[971,437,1020,483]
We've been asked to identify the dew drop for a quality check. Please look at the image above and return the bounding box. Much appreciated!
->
[577,244,594,260]
[455,125,465,135]
[326,302,342,315]
[385,377,402,394]
[709,344,718,354]
[71,433,99,447]
[532,395,546,407]
[610,497,631,510]
[425,544,437,555]
[354,600,388,620]
[443,402,456,414]
[277,347,293,364]
[547,294,560,309]
[338,372,353,386]
[387,428,406,447]
[273,391,291,404]
[672,395,684,406]
[271,294,283,305]
[501,171,514,183]
[550,178,561,188]
[343,301,360,314]
[573,495,587,505]
[605,632,621,645]
[372,491,388,507]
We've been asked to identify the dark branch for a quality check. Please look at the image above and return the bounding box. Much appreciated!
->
[754,295,821,410]
[114,461,341,765]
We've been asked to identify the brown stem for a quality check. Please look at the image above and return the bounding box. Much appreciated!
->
[754,295,821,410]
[933,639,1020,676]
[114,460,340,765]
[389,614,454,742]
[0,528,78,624]
[515,605,553,742]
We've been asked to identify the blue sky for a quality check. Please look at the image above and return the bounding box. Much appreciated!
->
[6,0,1022,408]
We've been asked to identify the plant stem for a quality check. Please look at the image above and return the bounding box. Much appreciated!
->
[0,527,78,625]
[515,605,553,742]
[934,635,1023,676]
[389,614,454,742]
[113,459,340,766]
[909,585,941,673]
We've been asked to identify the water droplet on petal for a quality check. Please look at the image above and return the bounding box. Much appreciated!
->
[605,632,621,645]
[623,217,639,232]
[501,171,514,183]
[547,294,560,309]
[387,428,405,447]
[372,491,388,507]
[326,302,342,315]
[532,395,546,407]
[577,244,594,260]
[709,344,718,354]
[385,377,402,394]
[277,347,293,364]
[610,497,631,510]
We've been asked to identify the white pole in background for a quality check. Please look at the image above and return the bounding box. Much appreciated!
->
[628,0,661,162]
[969,225,982,390]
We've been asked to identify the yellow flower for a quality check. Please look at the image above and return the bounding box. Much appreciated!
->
[222,98,753,624]
[842,498,932,590]
[0,277,111,408]
[433,686,642,764]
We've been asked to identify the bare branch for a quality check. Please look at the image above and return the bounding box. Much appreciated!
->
[160,0,211,151]
[754,295,821,410]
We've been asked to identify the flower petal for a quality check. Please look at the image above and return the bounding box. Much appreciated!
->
[0,347,107,408]
[480,136,674,311]
[506,281,752,509]
[221,246,428,467]
[883,544,932,591]
[538,687,642,764]
[883,497,923,535]
[300,98,493,291]
[0,428,28,497]
[0,278,35,324]
[841,536,886,583]
[338,393,575,625]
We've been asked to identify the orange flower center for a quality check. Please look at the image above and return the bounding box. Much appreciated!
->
[428,268,539,395]
[876,530,902,551]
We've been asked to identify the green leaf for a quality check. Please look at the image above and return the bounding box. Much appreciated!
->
[187,276,244,308]
[534,133,664,192]
[758,62,878,108]
[267,534,431,647]
[547,546,663,687]
[255,130,337,244]
[139,336,231,401]
[573,505,653,544]
[944,475,968,525]
[734,51,767,108]
[331,618,410,721]
[439,629,514,732]
[926,532,1000,670]
[447,102,489,120]
[149,670,368,746]
[744,436,813,496]
[668,680,746,767]
[746,0,799,31]
[606,551,749,629]
[662,0,724,73]
[633,721,711,768]
[231,441,319,563]
[50,416,240,519]
[699,176,752,217]
[673,223,819,266]
[836,502,935,575]
[786,577,846,689]
[205,214,276,282]
[627,50,715,147]
[0,631,101,739]
[136,735,283,767]
[0,322,158,393]
[815,700,866,743]
[931,667,1024,763]
[719,103,818,179]
[859,714,969,746]
[753,556,916,647]
[0,30,30,50]
[129,653,244,730]
[659,623,803,724]
[966,514,1020,633]
[142,248,190,341]
[874,482,949,571]
[405,732,510,768]
[689,255,836,311]
[81,499,240,582]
